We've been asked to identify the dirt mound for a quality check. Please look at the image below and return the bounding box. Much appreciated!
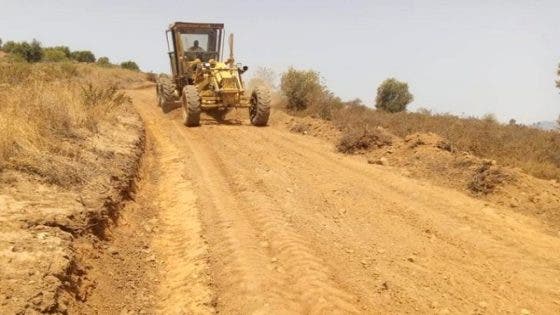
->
[272,111,342,142]
[337,127,394,153]
[280,115,560,232]
[0,109,144,314]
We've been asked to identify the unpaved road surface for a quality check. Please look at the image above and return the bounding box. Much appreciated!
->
[119,88,560,314]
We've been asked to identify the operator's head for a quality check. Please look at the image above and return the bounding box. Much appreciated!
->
[193,40,199,47]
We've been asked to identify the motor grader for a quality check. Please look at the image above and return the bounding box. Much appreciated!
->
[156,22,270,127]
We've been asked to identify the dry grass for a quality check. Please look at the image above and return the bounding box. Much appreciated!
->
[329,105,560,181]
[278,75,560,181]
[0,61,144,185]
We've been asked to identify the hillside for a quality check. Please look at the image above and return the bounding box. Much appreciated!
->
[0,61,148,313]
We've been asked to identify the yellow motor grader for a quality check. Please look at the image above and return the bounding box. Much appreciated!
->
[156,22,270,127]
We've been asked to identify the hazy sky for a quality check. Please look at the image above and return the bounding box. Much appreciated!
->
[1,0,559,123]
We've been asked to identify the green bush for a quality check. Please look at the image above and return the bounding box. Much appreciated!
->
[43,48,68,62]
[48,46,71,58]
[280,67,324,111]
[71,50,96,63]
[2,39,43,63]
[2,41,17,53]
[120,60,140,71]
[375,78,414,113]
[97,56,111,67]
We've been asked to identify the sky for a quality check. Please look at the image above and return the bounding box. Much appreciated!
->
[1,0,559,123]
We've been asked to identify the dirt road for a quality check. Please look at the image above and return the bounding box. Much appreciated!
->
[117,87,560,314]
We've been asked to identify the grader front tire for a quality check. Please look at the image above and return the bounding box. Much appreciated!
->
[249,87,271,126]
[157,75,176,113]
[182,85,201,127]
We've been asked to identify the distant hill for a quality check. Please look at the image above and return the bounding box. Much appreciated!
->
[531,121,557,131]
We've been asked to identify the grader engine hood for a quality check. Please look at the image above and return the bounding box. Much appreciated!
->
[198,61,249,107]
[213,64,240,93]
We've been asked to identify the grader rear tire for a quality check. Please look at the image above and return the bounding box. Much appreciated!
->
[157,75,176,113]
[249,86,271,126]
[182,85,201,127]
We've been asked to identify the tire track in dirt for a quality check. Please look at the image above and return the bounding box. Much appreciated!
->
[127,91,215,314]
[166,121,359,313]
[148,123,215,314]
[128,88,560,314]
[191,123,560,313]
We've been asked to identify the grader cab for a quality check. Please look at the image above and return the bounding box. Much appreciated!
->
[156,22,270,127]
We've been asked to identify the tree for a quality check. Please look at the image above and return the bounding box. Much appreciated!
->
[1,39,43,62]
[97,56,111,67]
[556,63,560,91]
[375,78,414,113]
[120,60,139,71]
[556,115,560,130]
[70,50,96,63]
[509,118,517,125]
[2,41,16,53]
[0,38,3,50]
[280,67,324,111]
[26,39,43,62]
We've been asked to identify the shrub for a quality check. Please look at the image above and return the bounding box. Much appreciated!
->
[0,38,3,50]
[120,60,140,71]
[2,39,43,62]
[556,63,560,90]
[71,50,96,63]
[481,113,498,123]
[337,127,393,153]
[469,162,511,194]
[2,41,17,53]
[280,67,324,111]
[43,48,68,62]
[80,84,131,131]
[47,46,71,58]
[375,78,414,113]
[97,56,111,67]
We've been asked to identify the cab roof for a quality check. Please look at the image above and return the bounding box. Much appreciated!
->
[169,22,224,31]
